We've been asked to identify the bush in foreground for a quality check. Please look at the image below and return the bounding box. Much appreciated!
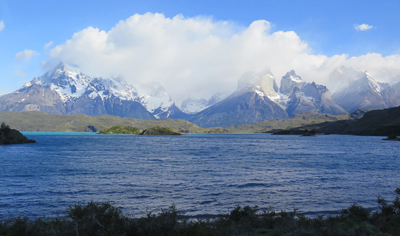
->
[1,189,400,236]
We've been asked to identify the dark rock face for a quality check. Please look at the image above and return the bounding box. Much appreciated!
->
[301,82,347,115]
[286,87,319,116]
[283,80,347,117]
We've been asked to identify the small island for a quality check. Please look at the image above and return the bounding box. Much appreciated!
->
[99,126,181,135]
[98,126,142,135]
[0,122,36,145]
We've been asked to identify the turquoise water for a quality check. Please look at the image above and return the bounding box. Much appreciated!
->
[21,131,98,136]
[1,133,399,219]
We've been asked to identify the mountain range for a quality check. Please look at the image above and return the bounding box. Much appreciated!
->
[1,63,400,127]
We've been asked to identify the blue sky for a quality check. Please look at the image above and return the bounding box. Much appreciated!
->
[1,0,400,99]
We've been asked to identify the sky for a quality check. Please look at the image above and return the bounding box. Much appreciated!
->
[1,0,400,103]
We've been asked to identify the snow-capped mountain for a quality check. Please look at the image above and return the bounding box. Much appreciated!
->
[187,70,289,127]
[0,62,185,119]
[331,68,391,112]
[186,69,347,127]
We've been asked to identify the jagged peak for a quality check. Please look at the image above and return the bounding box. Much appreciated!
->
[282,70,303,83]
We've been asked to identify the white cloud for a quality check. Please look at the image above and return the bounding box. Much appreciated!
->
[354,23,373,31]
[43,41,53,50]
[45,13,400,104]
[15,49,40,62]
[0,20,4,32]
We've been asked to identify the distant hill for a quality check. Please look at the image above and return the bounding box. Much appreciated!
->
[0,110,363,134]
[0,111,208,133]
[272,106,400,136]
[226,111,364,133]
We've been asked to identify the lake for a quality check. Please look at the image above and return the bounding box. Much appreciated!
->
[0,133,399,219]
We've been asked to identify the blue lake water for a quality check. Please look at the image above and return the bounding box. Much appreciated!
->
[0,133,399,219]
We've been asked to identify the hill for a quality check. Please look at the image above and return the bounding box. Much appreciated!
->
[271,106,400,136]
[0,111,209,133]
[226,111,365,133]
[0,110,366,134]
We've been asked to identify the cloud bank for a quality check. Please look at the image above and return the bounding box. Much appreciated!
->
[44,13,400,103]
[354,23,373,31]
[0,20,4,32]
[15,49,39,62]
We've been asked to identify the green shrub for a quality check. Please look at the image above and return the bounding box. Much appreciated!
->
[1,190,400,236]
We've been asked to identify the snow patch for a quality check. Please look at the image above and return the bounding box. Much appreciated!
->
[288,74,302,83]
[136,83,173,114]
[366,73,381,93]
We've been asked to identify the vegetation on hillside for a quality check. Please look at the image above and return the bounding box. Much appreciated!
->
[98,126,142,135]
[226,110,365,133]
[0,110,366,134]
[0,111,210,133]
[0,189,399,235]
[0,122,36,145]
[99,126,182,135]
[141,126,181,135]
[272,106,400,136]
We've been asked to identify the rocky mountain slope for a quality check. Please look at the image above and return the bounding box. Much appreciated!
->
[279,70,347,116]
[187,70,289,127]
[187,69,347,127]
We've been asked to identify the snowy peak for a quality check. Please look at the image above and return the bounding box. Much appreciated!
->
[279,70,306,95]
[301,82,328,103]
[22,62,94,102]
[333,69,383,97]
[331,67,389,112]
[283,70,303,83]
